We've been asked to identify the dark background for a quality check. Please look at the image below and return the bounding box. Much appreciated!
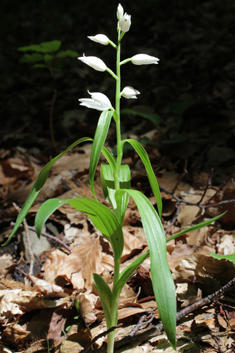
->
[1,0,234,183]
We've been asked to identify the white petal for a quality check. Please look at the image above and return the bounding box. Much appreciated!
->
[78,54,107,72]
[79,91,112,111]
[117,4,124,20]
[120,13,131,33]
[121,86,140,99]
[88,34,110,45]
[131,54,160,65]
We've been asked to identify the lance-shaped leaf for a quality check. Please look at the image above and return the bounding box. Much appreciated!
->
[121,139,162,217]
[89,110,113,200]
[93,274,113,328]
[166,212,226,243]
[100,164,130,224]
[35,198,124,261]
[3,137,92,246]
[210,253,235,263]
[116,189,176,349]
[101,146,116,172]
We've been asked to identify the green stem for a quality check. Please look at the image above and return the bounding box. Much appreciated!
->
[114,29,123,191]
[107,255,120,353]
[107,28,123,353]
[106,67,118,80]
[120,57,132,66]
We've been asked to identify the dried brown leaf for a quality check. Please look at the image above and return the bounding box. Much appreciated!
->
[0,254,13,275]
[172,253,235,284]
[43,236,102,289]
[77,293,97,326]
[48,311,66,346]
[1,324,31,348]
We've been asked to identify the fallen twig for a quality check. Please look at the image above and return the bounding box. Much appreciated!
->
[83,276,235,352]
[10,222,73,254]
[202,166,235,205]
[159,166,235,214]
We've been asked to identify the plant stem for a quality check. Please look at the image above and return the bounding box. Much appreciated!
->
[107,27,123,353]
[107,330,115,353]
[114,28,123,191]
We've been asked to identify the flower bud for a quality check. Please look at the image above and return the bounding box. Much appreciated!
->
[120,13,131,33]
[117,4,124,20]
[131,54,160,65]
[79,91,112,111]
[78,54,107,72]
[88,34,110,45]
[121,86,140,99]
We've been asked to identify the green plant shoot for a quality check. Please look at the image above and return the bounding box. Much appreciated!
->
[18,40,78,148]
[5,5,224,353]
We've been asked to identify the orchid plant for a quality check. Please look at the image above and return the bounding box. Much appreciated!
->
[4,4,224,352]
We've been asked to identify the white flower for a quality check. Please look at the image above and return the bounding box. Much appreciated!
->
[117,4,124,20]
[120,13,131,32]
[131,54,160,65]
[79,91,112,111]
[88,34,110,45]
[78,54,107,72]
[121,86,140,99]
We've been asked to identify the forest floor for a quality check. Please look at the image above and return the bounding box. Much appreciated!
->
[1,0,235,352]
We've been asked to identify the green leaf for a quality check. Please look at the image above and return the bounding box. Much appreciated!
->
[2,137,92,246]
[32,64,48,69]
[93,274,113,328]
[101,146,116,172]
[209,253,235,263]
[19,53,44,64]
[166,212,226,243]
[35,197,124,261]
[40,40,61,52]
[113,251,150,297]
[122,108,161,125]
[122,139,162,217]
[115,189,176,349]
[56,50,79,58]
[18,40,61,53]
[18,44,47,52]
[44,53,53,62]
[100,164,130,224]
[89,110,113,200]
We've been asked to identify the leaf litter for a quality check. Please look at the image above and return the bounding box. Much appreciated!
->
[1,140,235,353]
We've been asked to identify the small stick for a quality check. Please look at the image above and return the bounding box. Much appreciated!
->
[159,185,235,210]
[130,313,155,337]
[13,203,34,275]
[202,166,235,205]
[197,168,213,204]
[10,222,72,254]
[165,204,181,236]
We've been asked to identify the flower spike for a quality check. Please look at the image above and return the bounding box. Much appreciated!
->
[79,91,112,111]
[78,54,107,72]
